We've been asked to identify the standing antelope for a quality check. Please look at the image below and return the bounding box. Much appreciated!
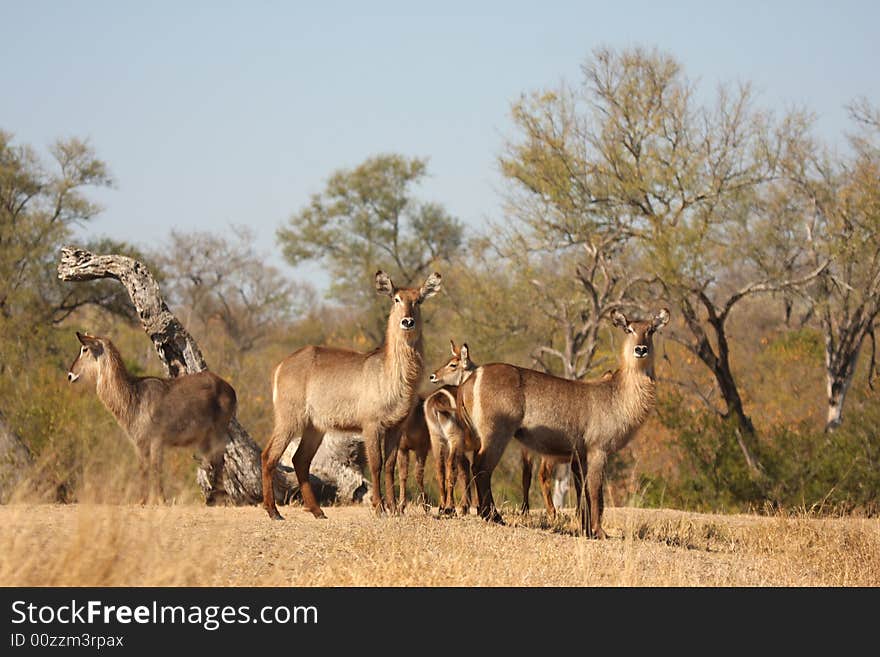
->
[519,370,615,519]
[67,332,236,504]
[425,340,478,515]
[396,392,431,512]
[427,340,562,518]
[457,308,669,537]
[261,270,442,520]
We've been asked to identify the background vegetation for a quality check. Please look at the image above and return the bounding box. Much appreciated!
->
[1,46,877,516]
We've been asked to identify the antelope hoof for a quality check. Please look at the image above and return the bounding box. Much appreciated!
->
[264,506,284,520]
[309,508,327,520]
[487,510,505,525]
[592,527,607,540]
[457,505,470,517]
[440,506,455,516]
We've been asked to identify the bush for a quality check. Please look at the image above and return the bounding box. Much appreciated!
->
[640,391,880,515]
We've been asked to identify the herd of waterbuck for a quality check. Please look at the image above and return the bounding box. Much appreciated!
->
[67,269,669,538]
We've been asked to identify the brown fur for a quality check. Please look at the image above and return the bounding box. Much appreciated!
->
[520,369,615,518]
[457,308,669,537]
[424,341,478,515]
[67,332,237,505]
[396,392,431,512]
[426,340,564,518]
[519,451,565,519]
[261,270,441,520]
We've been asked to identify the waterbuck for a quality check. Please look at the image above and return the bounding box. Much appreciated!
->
[427,340,562,518]
[67,332,237,504]
[261,270,442,520]
[519,369,615,519]
[457,308,669,537]
[425,340,478,515]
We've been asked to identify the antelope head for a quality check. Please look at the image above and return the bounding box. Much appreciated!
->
[610,308,670,376]
[68,331,105,384]
[430,339,476,386]
[375,270,442,342]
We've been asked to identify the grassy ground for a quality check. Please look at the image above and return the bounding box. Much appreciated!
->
[1,503,878,587]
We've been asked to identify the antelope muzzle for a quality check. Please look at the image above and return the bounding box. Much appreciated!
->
[634,345,649,359]
[400,317,415,330]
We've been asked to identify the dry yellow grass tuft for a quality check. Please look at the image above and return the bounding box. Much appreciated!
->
[0,504,877,587]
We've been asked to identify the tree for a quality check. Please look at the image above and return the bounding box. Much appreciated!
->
[503,47,829,476]
[154,226,314,354]
[277,154,462,340]
[782,99,880,430]
[499,87,650,379]
[0,131,115,325]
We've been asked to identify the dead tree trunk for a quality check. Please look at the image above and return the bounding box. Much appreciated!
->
[56,245,368,506]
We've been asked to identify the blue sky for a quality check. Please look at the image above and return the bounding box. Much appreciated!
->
[2,1,878,291]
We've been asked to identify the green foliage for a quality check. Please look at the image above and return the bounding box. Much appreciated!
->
[642,390,880,515]
[277,154,463,310]
[761,402,880,515]
[765,327,824,362]
[0,131,113,324]
[642,393,765,512]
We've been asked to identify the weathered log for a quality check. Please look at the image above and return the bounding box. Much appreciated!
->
[282,432,370,505]
[56,245,367,506]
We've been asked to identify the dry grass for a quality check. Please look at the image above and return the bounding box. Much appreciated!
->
[1,503,877,587]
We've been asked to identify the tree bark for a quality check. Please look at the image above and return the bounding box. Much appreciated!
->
[825,352,860,432]
[56,245,367,505]
[281,432,370,505]
[677,295,763,475]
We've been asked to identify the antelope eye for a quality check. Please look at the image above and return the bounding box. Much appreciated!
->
[394,297,401,303]
[449,363,457,369]
[81,346,87,354]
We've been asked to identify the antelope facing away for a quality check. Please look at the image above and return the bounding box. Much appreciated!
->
[261,270,442,520]
[67,332,237,504]
[425,340,478,515]
[427,340,563,518]
[457,308,669,537]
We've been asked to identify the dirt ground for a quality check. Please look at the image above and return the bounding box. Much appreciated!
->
[1,503,878,586]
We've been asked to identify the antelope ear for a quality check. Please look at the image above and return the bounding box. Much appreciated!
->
[610,309,629,329]
[460,343,470,365]
[652,308,670,330]
[419,272,442,302]
[450,339,458,356]
[375,270,395,297]
[76,332,103,355]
